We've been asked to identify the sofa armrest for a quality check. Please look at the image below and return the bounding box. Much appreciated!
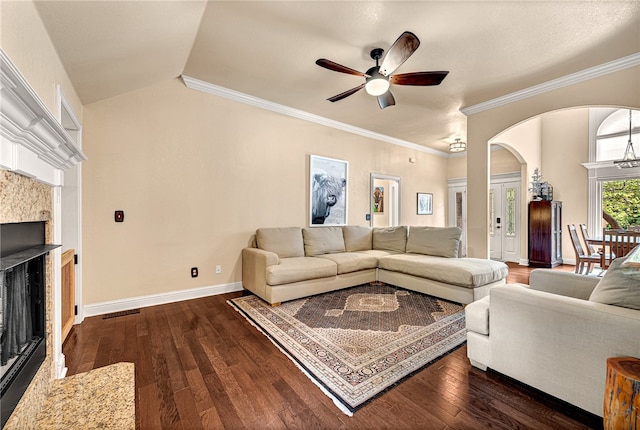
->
[490,285,640,416]
[529,269,600,299]
[242,248,279,300]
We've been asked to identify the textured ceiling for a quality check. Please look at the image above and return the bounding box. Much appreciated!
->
[34,1,640,153]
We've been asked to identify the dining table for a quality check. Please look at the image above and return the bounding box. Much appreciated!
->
[585,230,640,268]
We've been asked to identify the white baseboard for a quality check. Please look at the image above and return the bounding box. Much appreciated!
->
[519,258,529,266]
[83,282,243,318]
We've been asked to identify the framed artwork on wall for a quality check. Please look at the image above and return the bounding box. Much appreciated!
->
[417,192,433,215]
[309,155,348,226]
[372,186,384,213]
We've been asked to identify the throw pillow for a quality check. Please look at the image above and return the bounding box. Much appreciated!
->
[406,226,462,258]
[621,244,640,268]
[256,227,305,258]
[342,225,373,251]
[372,226,408,253]
[589,251,640,310]
[302,227,346,256]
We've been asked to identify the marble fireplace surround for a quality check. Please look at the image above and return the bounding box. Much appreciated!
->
[1,50,85,425]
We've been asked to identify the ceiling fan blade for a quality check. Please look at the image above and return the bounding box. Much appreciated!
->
[316,59,367,77]
[390,71,449,86]
[327,84,365,102]
[377,91,395,109]
[379,31,420,77]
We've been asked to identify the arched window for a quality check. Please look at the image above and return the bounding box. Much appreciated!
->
[596,109,640,162]
[585,108,640,233]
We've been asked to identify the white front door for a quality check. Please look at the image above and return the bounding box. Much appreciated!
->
[490,180,520,262]
[489,184,502,259]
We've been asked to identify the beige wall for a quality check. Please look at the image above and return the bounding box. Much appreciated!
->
[82,78,449,304]
[541,108,590,261]
[0,1,82,121]
[466,66,640,258]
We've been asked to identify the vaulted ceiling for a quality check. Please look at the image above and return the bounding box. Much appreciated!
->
[34,1,640,153]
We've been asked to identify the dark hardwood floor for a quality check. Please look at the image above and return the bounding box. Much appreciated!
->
[63,262,602,429]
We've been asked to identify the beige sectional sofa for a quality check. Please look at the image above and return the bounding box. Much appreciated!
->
[465,250,640,417]
[242,225,508,305]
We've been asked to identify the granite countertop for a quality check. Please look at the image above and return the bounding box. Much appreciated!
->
[32,362,135,429]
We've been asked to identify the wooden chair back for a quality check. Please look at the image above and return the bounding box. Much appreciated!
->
[602,229,640,268]
[568,224,587,257]
[579,223,597,255]
[568,224,601,274]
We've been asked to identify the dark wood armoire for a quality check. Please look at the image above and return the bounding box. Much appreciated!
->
[528,200,563,268]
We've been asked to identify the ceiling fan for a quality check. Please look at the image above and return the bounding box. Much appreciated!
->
[316,31,449,109]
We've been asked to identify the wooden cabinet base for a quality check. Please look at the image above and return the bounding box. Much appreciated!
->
[604,357,640,430]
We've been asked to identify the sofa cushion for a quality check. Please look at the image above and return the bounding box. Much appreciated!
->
[378,254,508,288]
[256,227,304,258]
[373,226,407,253]
[266,257,337,286]
[302,227,346,256]
[589,248,640,310]
[342,225,373,251]
[317,252,378,274]
[406,226,461,258]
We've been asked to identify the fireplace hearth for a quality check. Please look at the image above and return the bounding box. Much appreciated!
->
[0,221,59,427]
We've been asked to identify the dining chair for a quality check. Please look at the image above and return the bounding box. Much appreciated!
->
[567,224,601,275]
[579,223,599,255]
[602,229,640,268]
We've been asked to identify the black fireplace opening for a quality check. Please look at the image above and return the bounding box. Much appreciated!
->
[1,221,58,427]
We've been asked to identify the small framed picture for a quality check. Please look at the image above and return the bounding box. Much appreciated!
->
[372,186,384,213]
[417,193,433,215]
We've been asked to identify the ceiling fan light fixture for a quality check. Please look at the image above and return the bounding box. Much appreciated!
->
[449,138,466,153]
[613,109,640,169]
[365,68,390,96]
[365,78,390,96]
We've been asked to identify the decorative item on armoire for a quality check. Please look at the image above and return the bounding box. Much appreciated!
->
[529,168,553,201]
[529,168,544,200]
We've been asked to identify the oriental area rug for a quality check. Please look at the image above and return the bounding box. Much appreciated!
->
[228,282,466,415]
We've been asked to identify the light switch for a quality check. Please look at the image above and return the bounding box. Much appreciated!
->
[115,210,124,222]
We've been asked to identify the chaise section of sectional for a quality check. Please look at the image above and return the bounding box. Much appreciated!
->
[378,254,508,304]
[377,226,508,304]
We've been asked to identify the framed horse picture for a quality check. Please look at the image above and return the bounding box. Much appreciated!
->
[309,155,348,226]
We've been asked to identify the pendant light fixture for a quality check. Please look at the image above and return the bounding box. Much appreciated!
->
[613,109,640,169]
[449,138,466,153]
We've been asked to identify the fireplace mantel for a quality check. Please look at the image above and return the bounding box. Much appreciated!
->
[0,49,86,186]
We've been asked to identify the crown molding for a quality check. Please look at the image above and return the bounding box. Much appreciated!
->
[181,75,448,158]
[461,52,640,116]
[1,49,86,185]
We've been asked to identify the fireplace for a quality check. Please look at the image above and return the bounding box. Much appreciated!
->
[0,221,58,427]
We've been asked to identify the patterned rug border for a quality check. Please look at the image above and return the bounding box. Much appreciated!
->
[228,285,467,415]
[228,299,356,415]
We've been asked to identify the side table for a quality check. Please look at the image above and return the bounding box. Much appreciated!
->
[604,356,640,430]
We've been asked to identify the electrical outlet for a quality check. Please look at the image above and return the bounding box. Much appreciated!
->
[191,267,198,278]
[215,265,222,274]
